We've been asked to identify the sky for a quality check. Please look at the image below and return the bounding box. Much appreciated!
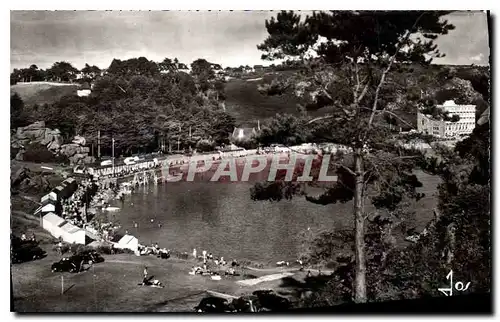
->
[10,10,490,70]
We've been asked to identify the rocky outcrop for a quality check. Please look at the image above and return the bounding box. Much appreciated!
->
[11,166,51,193]
[12,121,63,152]
[15,121,47,141]
[11,121,94,165]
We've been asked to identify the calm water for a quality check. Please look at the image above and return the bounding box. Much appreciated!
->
[105,171,439,263]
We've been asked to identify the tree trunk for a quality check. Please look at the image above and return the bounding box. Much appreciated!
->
[353,149,367,303]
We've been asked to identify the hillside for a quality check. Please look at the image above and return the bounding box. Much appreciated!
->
[11,82,78,108]
[225,72,333,127]
[224,64,489,128]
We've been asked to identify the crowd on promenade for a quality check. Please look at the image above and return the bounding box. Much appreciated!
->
[60,177,96,227]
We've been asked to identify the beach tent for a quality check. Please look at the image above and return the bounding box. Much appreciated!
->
[114,234,139,253]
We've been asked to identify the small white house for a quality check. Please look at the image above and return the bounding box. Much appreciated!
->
[114,234,139,253]
[41,192,58,203]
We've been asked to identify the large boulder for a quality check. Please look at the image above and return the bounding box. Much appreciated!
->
[16,121,47,141]
[11,167,30,187]
[15,150,25,161]
[82,156,96,164]
[42,128,63,146]
[59,143,81,157]
[69,153,88,165]
[72,135,86,146]
[47,135,63,151]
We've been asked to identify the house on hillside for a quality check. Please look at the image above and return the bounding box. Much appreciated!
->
[77,82,91,97]
[231,127,258,142]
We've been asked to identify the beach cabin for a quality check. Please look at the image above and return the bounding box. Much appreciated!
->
[41,191,58,204]
[42,212,86,244]
[39,200,58,215]
[60,222,86,244]
[62,178,78,195]
[52,186,66,200]
[42,212,65,239]
[113,234,139,253]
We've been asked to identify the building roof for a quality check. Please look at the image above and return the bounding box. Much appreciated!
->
[41,192,57,201]
[118,234,137,245]
[63,178,76,185]
[41,203,56,213]
[53,186,64,193]
[61,222,82,234]
[43,212,65,227]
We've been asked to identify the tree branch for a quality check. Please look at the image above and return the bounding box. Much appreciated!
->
[307,115,336,124]
[365,13,426,135]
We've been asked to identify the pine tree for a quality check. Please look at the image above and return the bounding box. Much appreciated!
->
[253,10,455,303]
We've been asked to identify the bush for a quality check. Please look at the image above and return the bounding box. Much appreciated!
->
[71,244,93,255]
[196,139,216,152]
[96,245,134,255]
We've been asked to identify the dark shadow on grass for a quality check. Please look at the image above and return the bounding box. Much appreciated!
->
[279,274,335,298]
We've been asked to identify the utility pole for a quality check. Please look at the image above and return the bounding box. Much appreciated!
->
[189,126,192,151]
[112,137,115,176]
[177,125,181,152]
[97,130,101,160]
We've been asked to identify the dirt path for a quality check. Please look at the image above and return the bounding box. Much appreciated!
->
[238,272,295,286]
[244,266,334,275]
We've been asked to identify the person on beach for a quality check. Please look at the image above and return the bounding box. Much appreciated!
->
[57,241,63,255]
[143,266,148,279]
[193,248,197,259]
[202,250,207,260]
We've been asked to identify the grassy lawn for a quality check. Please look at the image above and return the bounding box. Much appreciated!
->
[11,246,297,312]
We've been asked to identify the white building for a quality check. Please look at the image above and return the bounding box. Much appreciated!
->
[438,100,476,137]
[418,100,476,138]
[42,212,86,244]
